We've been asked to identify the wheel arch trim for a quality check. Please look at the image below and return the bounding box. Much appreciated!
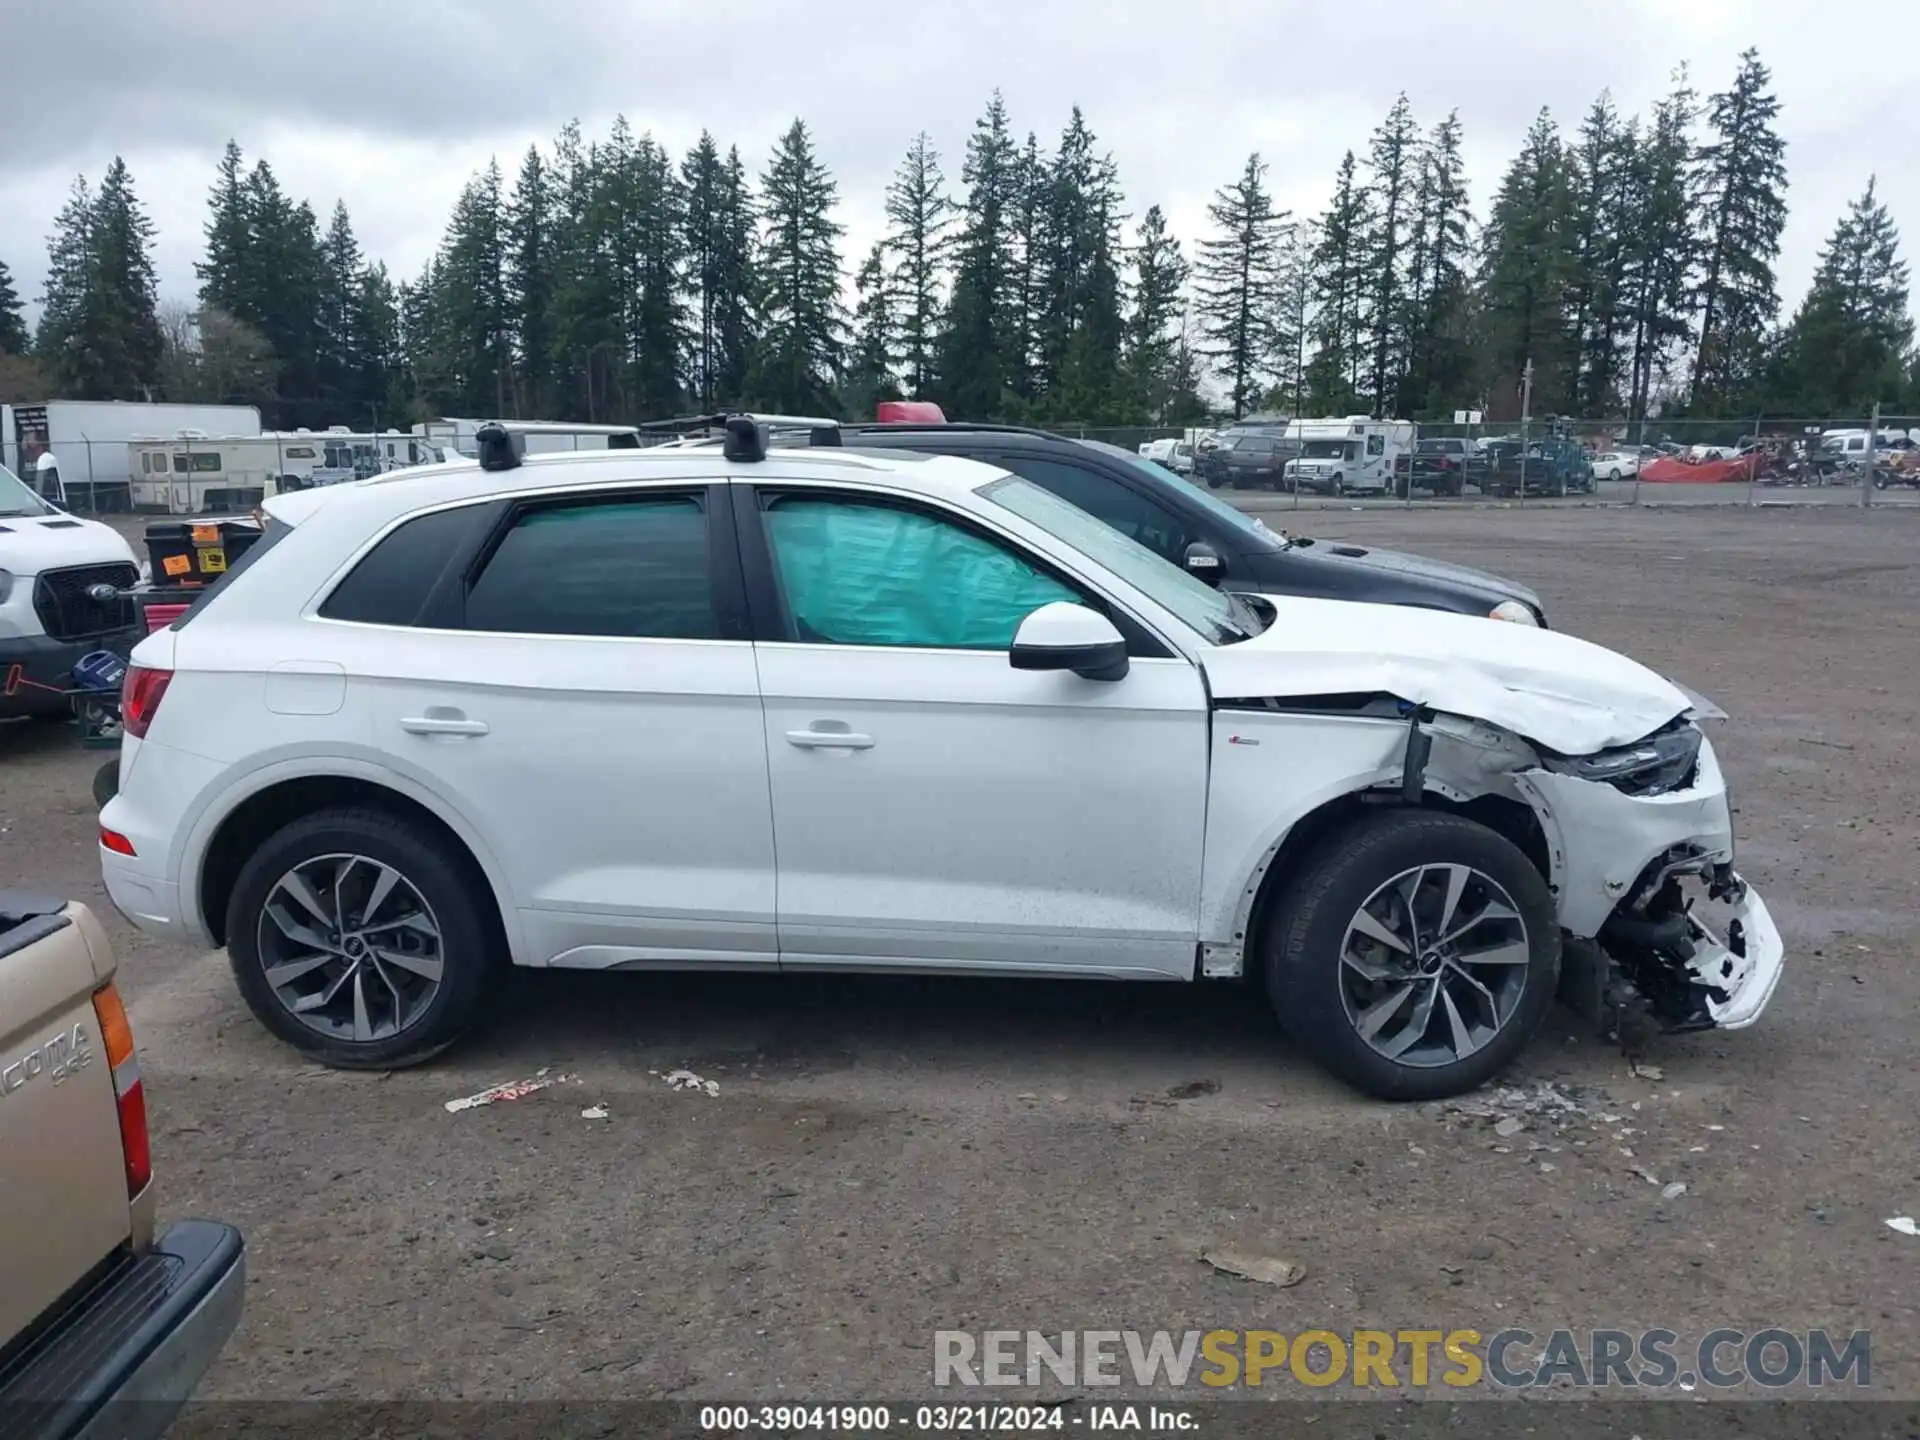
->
[177,749,531,964]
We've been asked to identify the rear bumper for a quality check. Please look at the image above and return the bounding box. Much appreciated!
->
[0,1219,245,1440]
[0,631,139,719]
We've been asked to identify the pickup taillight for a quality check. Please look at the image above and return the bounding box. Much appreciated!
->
[91,982,151,1197]
[121,666,173,740]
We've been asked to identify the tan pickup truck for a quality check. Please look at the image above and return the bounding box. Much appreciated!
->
[0,892,244,1438]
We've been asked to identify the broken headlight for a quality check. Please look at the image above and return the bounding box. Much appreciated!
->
[1542,719,1702,797]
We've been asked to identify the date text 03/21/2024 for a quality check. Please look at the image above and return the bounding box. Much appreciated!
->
[698,1405,1188,1433]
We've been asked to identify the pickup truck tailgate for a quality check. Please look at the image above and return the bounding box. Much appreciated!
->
[0,895,134,1347]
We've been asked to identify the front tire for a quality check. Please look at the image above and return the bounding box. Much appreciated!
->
[226,806,503,1069]
[1261,811,1560,1101]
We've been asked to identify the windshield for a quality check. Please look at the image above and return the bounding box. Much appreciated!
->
[1072,438,1285,550]
[0,463,55,518]
[984,474,1247,645]
[1301,439,1351,460]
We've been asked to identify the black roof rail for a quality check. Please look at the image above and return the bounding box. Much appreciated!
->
[841,421,1058,439]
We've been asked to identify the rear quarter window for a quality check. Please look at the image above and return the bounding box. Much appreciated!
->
[318,505,492,627]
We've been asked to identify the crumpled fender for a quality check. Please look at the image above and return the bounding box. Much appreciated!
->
[1202,594,1692,755]
[1511,737,1736,938]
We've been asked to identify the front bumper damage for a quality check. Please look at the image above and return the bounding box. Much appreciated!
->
[1513,735,1786,1037]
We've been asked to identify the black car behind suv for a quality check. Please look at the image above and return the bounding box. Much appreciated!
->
[827,423,1549,626]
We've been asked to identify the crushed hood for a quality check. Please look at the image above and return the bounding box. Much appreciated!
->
[1203,594,1692,755]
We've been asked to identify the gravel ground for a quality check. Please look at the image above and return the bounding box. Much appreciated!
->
[4,502,1918,1408]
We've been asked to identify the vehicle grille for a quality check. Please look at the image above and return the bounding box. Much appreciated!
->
[31,564,139,641]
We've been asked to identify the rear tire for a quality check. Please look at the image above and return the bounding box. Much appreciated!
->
[1261,810,1560,1101]
[92,759,119,810]
[226,805,503,1069]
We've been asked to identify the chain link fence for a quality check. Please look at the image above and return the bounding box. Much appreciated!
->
[1065,415,1920,510]
[7,415,1919,516]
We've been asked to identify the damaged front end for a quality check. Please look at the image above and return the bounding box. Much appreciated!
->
[1514,723,1785,1039]
[1594,848,1784,1034]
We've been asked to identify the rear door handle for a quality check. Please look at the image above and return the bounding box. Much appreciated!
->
[785,723,874,750]
[401,713,490,737]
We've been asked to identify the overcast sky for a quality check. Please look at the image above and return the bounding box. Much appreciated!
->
[2,0,1913,339]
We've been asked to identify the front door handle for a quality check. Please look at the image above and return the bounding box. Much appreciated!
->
[785,722,874,751]
[401,713,490,737]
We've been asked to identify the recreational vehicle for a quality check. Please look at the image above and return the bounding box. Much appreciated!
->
[1281,416,1415,496]
[412,418,643,458]
[127,430,435,513]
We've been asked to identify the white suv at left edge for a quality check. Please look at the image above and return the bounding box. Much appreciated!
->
[97,421,1783,1099]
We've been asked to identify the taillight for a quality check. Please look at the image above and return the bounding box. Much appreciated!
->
[121,666,172,739]
[92,982,151,1197]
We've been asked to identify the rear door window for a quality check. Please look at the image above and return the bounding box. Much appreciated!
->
[461,493,720,640]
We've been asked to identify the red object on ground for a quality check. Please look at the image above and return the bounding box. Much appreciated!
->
[1641,454,1761,484]
[874,400,947,424]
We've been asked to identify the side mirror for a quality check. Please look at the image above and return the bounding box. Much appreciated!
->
[1183,541,1226,586]
[1010,602,1129,682]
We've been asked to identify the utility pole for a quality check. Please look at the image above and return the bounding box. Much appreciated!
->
[1518,359,1534,503]
[1861,402,1879,509]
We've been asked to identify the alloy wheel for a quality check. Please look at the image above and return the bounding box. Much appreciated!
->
[1336,863,1532,1068]
[255,853,445,1043]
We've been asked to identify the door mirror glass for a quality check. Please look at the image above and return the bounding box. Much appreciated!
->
[1009,602,1129,682]
[1183,541,1225,586]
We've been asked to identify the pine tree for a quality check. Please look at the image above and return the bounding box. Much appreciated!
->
[1565,95,1637,415]
[1004,132,1048,408]
[317,201,363,413]
[714,147,759,407]
[436,161,512,416]
[36,161,164,401]
[1771,179,1912,414]
[846,242,901,418]
[1305,152,1375,413]
[749,119,844,415]
[1123,205,1190,421]
[1362,94,1420,415]
[197,141,252,320]
[682,133,727,409]
[35,178,95,389]
[1033,107,1126,423]
[351,263,405,420]
[1620,68,1699,424]
[0,259,28,354]
[227,161,327,421]
[1689,48,1788,411]
[684,134,760,409]
[1270,221,1314,416]
[627,132,687,419]
[548,119,614,419]
[884,133,954,399]
[505,145,557,417]
[1193,153,1284,418]
[938,92,1021,417]
[1477,110,1576,417]
[1397,113,1475,416]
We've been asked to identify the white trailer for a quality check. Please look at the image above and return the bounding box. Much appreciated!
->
[5,400,263,509]
[127,429,436,513]
[413,417,642,458]
[1281,415,1415,496]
